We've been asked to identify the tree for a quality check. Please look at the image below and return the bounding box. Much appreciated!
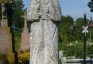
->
[58,15,93,58]
[74,18,84,41]
[75,18,89,41]
[88,0,93,12]
[6,0,24,32]
[58,15,74,51]
[58,15,74,42]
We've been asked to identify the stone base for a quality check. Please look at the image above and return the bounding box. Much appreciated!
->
[0,53,15,64]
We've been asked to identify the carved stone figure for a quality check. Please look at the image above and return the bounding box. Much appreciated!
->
[27,0,61,64]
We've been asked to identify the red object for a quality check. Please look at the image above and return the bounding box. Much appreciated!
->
[90,24,93,27]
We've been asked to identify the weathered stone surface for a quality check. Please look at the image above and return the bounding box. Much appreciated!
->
[21,28,30,51]
[20,13,30,51]
[0,22,15,64]
[30,20,58,64]
[59,51,66,64]
[28,0,61,64]
[1,19,8,27]
[0,27,12,53]
[27,0,61,21]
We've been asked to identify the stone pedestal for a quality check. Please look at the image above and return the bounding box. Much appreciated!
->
[0,27,12,53]
[0,19,15,63]
[0,26,15,64]
[21,27,30,51]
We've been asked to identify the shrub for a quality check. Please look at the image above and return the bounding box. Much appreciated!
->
[17,51,30,64]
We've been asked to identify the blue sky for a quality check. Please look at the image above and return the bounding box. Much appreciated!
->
[23,0,92,20]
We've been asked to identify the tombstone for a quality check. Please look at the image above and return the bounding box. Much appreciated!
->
[59,51,66,64]
[20,13,30,51]
[0,0,15,64]
[27,0,61,64]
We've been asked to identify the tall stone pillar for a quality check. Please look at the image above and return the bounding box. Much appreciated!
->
[0,0,16,64]
[27,0,61,64]
[20,12,30,51]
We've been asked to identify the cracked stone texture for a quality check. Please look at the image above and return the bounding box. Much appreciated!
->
[27,0,61,64]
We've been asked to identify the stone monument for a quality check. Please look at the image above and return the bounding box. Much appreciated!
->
[20,12,30,51]
[0,0,15,64]
[27,0,61,64]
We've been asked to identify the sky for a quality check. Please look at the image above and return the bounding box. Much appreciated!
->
[23,0,92,21]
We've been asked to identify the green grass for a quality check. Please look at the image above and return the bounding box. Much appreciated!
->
[14,31,21,51]
[15,37,21,51]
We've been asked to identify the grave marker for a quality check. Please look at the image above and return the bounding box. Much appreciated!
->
[20,12,30,51]
[0,0,15,64]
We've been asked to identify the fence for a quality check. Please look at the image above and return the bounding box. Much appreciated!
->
[59,51,93,64]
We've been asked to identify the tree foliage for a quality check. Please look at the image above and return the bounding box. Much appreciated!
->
[58,15,93,58]
[58,16,74,51]
[88,0,93,12]
[6,0,24,31]
[58,16,74,42]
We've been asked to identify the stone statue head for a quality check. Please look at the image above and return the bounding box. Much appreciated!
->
[27,0,61,22]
